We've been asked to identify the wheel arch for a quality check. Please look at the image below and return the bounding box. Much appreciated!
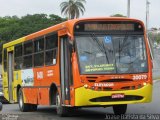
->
[49,83,58,105]
[17,84,21,102]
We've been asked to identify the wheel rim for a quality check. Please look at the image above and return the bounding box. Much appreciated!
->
[56,94,61,113]
[19,91,23,109]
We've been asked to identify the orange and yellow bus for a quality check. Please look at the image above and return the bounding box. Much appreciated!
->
[2,17,152,116]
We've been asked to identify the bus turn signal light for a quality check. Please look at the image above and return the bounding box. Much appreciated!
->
[84,84,88,88]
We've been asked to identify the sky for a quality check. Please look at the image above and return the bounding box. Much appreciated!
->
[0,0,159,28]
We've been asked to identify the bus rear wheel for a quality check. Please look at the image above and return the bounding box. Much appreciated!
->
[56,92,68,117]
[113,104,127,115]
[18,88,30,112]
[18,88,37,112]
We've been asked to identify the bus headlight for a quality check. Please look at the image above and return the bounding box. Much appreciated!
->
[84,84,88,88]
[143,82,147,86]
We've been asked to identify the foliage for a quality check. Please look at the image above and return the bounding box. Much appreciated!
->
[149,32,160,44]
[111,14,126,17]
[151,28,158,31]
[0,14,66,42]
[60,0,86,19]
[157,34,160,43]
[0,14,66,63]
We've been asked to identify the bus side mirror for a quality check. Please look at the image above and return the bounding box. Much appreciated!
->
[72,41,75,52]
[69,40,75,52]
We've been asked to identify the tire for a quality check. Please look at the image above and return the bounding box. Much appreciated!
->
[56,92,68,117]
[18,88,30,112]
[0,102,2,111]
[29,104,38,111]
[113,104,127,115]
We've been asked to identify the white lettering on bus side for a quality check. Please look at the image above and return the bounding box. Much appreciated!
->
[47,70,54,77]
[37,71,43,79]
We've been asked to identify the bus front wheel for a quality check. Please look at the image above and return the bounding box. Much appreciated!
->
[112,104,127,115]
[56,92,68,117]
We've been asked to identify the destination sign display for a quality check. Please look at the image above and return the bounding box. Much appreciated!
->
[74,21,144,33]
[84,24,134,31]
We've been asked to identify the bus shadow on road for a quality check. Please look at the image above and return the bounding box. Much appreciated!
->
[36,106,111,119]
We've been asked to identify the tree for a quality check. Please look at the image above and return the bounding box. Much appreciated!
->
[0,14,66,42]
[60,0,86,19]
[111,14,126,17]
[148,32,160,44]
[0,14,66,63]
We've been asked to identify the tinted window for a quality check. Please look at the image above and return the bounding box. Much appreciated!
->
[45,50,57,65]
[23,55,32,68]
[34,53,44,67]
[34,37,44,67]
[46,34,58,50]
[15,57,23,70]
[24,41,33,55]
[34,38,44,52]
[3,49,7,60]
[3,49,7,72]
[14,44,23,70]
[15,44,22,57]
[45,33,58,66]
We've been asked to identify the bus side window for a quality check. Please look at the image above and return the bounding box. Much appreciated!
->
[14,44,23,70]
[45,33,58,66]
[23,41,33,68]
[34,37,44,67]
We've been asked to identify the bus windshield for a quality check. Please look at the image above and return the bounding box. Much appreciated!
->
[75,34,148,74]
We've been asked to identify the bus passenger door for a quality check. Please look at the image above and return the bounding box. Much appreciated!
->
[60,35,72,105]
[8,51,14,102]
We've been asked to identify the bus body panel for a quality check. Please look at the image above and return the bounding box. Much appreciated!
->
[13,70,22,102]
[2,72,9,101]
[3,37,25,102]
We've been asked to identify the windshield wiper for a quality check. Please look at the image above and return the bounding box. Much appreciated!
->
[90,34,109,63]
[81,50,93,54]
[119,35,128,53]
[117,34,129,62]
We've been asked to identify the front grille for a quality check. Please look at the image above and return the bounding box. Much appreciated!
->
[103,87,113,91]
[88,80,96,82]
[121,86,131,90]
[100,79,133,82]
[90,95,143,102]
[86,76,98,79]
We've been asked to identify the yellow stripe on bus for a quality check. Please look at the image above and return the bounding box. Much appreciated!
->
[3,37,26,48]
[75,84,152,106]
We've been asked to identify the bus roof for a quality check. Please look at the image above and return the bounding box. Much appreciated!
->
[3,17,144,48]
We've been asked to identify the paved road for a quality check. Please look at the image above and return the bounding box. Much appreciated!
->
[152,48,160,80]
[0,80,160,120]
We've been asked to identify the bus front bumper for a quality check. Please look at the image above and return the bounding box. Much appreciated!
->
[75,84,152,106]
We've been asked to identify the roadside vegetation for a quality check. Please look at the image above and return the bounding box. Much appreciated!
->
[0,14,66,62]
[0,14,66,42]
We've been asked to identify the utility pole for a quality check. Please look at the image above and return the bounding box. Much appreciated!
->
[127,0,130,17]
[146,0,150,32]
